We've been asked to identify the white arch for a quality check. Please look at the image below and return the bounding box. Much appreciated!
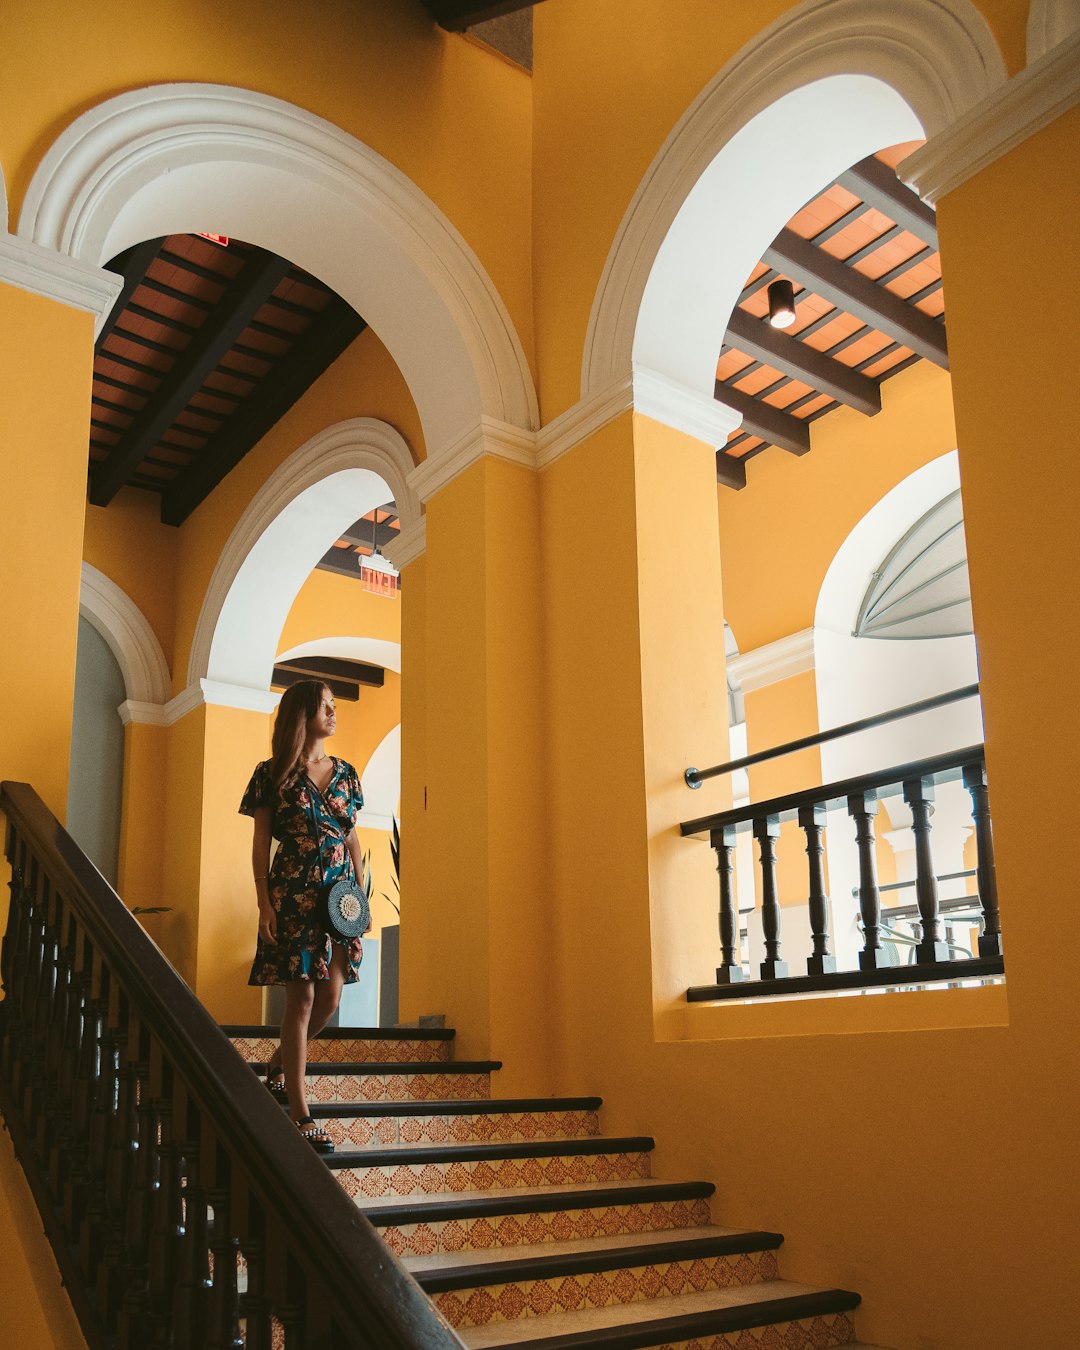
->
[815,452,963,635]
[355,725,401,829]
[79,563,171,705]
[277,638,402,676]
[191,418,416,691]
[1028,0,1080,61]
[582,0,1006,421]
[18,82,538,455]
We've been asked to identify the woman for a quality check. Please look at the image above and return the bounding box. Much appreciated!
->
[240,679,367,1153]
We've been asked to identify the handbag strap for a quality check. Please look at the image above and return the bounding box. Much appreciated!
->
[304,780,329,889]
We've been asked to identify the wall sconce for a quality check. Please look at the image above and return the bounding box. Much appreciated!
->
[767,278,797,329]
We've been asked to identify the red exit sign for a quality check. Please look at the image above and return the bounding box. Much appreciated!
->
[198,233,229,247]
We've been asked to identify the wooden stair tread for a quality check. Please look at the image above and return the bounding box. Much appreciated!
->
[304,1096,602,1118]
[358,1177,714,1222]
[457,1281,860,1348]
[410,1228,784,1289]
[248,1058,500,1074]
[326,1136,652,1167]
[222,1023,455,1040]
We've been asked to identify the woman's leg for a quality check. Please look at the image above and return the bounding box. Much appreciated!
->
[310,941,349,1034]
[280,979,316,1122]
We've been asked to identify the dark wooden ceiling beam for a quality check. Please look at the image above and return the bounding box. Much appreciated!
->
[427,0,549,31]
[715,453,748,490]
[714,381,811,457]
[271,668,361,703]
[337,519,400,551]
[96,238,165,351]
[725,308,881,416]
[275,656,385,688]
[91,254,294,508]
[838,155,939,251]
[764,229,949,369]
[160,296,365,525]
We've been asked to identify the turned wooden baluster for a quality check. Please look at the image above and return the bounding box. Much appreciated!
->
[963,760,1003,958]
[903,776,949,963]
[0,860,28,999]
[240,1238,272,1350]
[206,1190,245,1350]
[125,1090,159,1271]
[173,1145,213,1350]
[800,804,837,976]
[753,814,788,979]
[149,1137,186,1320]
[710,824,744,983]
[848,791,889,970]
[278,1303,305,1350]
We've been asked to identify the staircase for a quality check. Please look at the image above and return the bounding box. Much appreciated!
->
[224,1024,890,1350]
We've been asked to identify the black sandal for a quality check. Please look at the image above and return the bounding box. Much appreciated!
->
[265,1069,288,1102]
[295,1116,334,1154]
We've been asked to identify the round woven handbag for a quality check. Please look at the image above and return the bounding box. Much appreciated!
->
[323,877,370,940]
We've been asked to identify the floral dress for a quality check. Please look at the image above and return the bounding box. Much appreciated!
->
[240,757,365,985]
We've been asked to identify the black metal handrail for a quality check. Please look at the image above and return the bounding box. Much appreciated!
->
[684,682,980,788]
[680,747,1003,1002]
[0,781,462,1350]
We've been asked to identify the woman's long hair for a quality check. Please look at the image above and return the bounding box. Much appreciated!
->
[269,680,329,791]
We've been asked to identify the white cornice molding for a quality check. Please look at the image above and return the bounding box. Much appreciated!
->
[0,233,120,334]
[729,628,816,693]
[79,563,171,704]
[118,700,167,728]
[900,30,1080,204]
[536,377,634,469]
[409,417,537,504]
[634,367,743,447]
[121,679,277,727]
[355,809,395,832]
[382,517,427,570]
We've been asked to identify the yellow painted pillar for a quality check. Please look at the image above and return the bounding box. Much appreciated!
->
[0,285,94,818]
[117,719,168,909]
[398,457,551,1089]
[539,411,730,1081]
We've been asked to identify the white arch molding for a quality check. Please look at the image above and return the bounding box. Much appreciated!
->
[1028,0,1080,61]
[192,418,416,694]
[79,563,171,707]
[18,83,538,457]
[581,0,1006,440]
[354,725,401,831]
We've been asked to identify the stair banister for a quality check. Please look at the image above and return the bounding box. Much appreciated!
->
[0,779,463,1350]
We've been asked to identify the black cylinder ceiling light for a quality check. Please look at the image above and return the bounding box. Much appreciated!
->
[767,277,797,329]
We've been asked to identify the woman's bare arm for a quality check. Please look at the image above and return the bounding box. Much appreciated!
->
[252,805,276,944]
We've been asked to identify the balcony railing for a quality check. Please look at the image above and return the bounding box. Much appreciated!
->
[0,780,462,1350]
[680,744,1004,1002]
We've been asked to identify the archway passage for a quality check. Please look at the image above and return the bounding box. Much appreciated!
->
[20,82,538,455]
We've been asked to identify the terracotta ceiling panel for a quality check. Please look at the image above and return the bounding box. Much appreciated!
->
[731,363,785,396]
[874,140,924,169]
[763,379,814,410]
[887,257,941,298]
[788,183,860,239]
[852,230,927,280]
[819,207,894,259]
[716,349,755,381]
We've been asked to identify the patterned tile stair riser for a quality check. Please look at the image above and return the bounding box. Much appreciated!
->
[223,1026,881,1350]
[432,1250,781,1329]
[334,1149,653,1201]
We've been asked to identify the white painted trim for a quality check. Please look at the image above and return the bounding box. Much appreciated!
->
[189,418,417,688]
[536,377,634,469]
[382,518,427,571]
[728,629,816,693]
[633,367,743,447]
[409,417,537,504]
[900,30,1080,203]
[1027,0,1080,63]
[276,638,402,675]
[356,724,401,824]
[79,564,171,704]
[0,233,121,334]
[355,810,395,832]
[163,683,205,725]
[118,700,167,728]
[582,0,1005,404]
[19,82,538,454]
[200,679,281,714]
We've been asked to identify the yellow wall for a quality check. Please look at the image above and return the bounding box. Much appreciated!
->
[277,566,402,654]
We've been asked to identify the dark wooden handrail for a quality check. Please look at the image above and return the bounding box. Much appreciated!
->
[684,682,980,788]
[0,781,462,1350]
[681,743,984,836]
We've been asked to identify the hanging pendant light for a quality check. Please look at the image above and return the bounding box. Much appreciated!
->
[767,278,797,329]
